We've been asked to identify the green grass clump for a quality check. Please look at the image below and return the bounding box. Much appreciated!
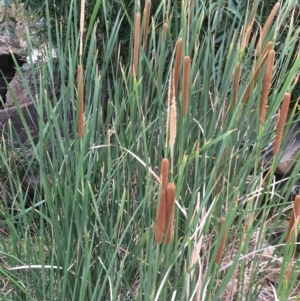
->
[1,0,300,300]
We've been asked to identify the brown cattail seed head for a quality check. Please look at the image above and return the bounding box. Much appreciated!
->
[255,2,280,56]
[173,38,183,97]
[215,217,227,264]
[182,56,191,117]
[259,50,275,124]
[273,93,291,155]
[142,0,151,52]
[242,42,273,102]
[155,159,169,244]
[77,65,84,138]
[286,195,300,244]
[133,12,141,79]
[233,62,241,107]
[166,182,176,244]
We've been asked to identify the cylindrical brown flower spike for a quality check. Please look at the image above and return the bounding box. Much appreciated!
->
[133,12,141,79]
[173,38,183,100]
[259,50,275,124]
[182,56,191,117]
[77,65,84,138]
[142,0,151,52]
[273,93,290,155]
[215,217,227,264]
[155,158,169,244]
[286,195,300,244]
[166,182,176,244]
[242,42,273,103]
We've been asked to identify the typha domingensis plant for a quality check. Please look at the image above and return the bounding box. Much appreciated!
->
[182,56,190,117]
[142,0,151,52]
[255,2,280,56]
[77,65,85,138]
[77,0,85,138]
[233,62,241,108]
[166,182,176,244]
[133,12,141,79]
[173,38,183,99]
[273,93,290,155]
[215,217,227,264]
[259,49,275,124]
[242,42,273,102]
[155,158,169,244]
[286,195,300,244]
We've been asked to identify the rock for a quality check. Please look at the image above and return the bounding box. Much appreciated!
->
[5,64,34,107]
[0,34,26,101]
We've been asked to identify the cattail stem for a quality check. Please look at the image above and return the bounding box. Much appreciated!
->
[166,182,176,244]
[133,12,141,79]
[273,93,290,155]
[77,65,84,138]
[173,38,183,99]
[259,50,275,124]
[255,2,280,55]
[182,56,190,117]
[215,217,227,264]
[155,158,169,244]
[286,195,300,244]
[142,0,151,52]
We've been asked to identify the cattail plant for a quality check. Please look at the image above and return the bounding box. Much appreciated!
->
[166,182,176,244]
[182,56,191,117]
[77,65,85,138]
[286,195,300,244]
[242,42,273,102]
[215,217,227,264]
[259,50,275,124]
[255,2,280,56]
[155,158,169,244]
[133,12,141,79]
[273,93,290,155]
[142,0,151,52]
[233,62,241,107]
[173,38,183,100]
